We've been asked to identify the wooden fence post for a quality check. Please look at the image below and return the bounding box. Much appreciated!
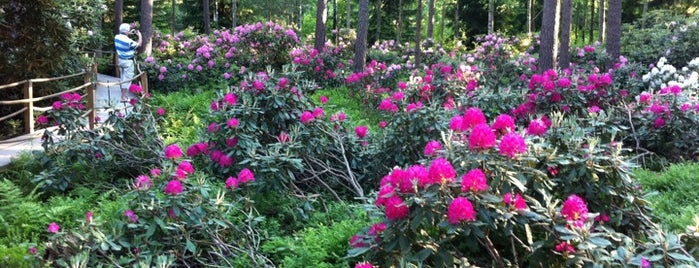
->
[23,81,33,134]
[140,72,149,96]
[85,71,95,130]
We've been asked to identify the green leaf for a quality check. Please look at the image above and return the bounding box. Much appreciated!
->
[186,239,196,253]
[587,237,612,247]
[412,248,432,262]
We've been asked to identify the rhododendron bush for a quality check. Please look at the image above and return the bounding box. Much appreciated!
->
[143,22,300,92]
[348,108,695,266]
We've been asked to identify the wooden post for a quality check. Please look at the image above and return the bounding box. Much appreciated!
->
[139,72,148,96]
[85,71,96,129]
[23,81,33,134]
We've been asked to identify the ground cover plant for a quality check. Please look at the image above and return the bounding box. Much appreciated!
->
[1,17,699,268]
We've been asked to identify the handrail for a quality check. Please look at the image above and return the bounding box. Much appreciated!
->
[1,51,149,137]
[0,107,27,122]
[0,82,91,105]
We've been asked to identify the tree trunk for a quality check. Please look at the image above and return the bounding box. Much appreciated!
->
[454,0,460,38]
[315,0,328,52]
[171,0,176,33]
[440,0,445,42]
[346,0,351,29]
[589,0,594,43]
[598,0,605,42]
[333,0,338,42]
[606,0,621,70]
[232,0,237,28]
[427,0,435,39]
[558,0,572,69]
[203,0,211,34]
[527,0,533,35]
[553,0,561,64]
[539,0,557,72]
[642,0,648,17]
[415,0,423,66]
[115,0,123,34]
[375,0,381,41]
[139,0,153,56]
[353,0,369,72]
[487,0,494,34]
[397,0,403,43]
[213,0,219,24]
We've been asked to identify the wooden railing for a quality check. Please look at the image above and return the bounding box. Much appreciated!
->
[0,53,148,136]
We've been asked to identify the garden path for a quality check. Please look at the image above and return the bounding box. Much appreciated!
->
[0,74,135,168]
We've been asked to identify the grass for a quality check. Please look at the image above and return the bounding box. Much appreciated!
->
[310,86,382,130]
[635,162,699,232]
[150,89,216,145]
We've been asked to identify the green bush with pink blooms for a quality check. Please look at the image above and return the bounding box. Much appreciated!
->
[143,22,300,92]
[4,19,699,268]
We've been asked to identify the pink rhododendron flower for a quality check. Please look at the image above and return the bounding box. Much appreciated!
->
[124,210,138,223]
[223,93,237,105]
[463,107,487,130]
[561,194,588,228]
[218,154,233,167]
[368,222,386,236]
[379,121,387,128]
[164,144,183,160]
[29,246,37,255]
[427,158,456,185]
[491,114,515,134]
[355,262,375,268]
[313,107,325,118]
[129,84,143,94]
[207,122,220,132]
[238,168,255,183]
[225,177,239,189]
[319,95,328,104]
[406,102,423,113]
[186,142,208,157]
[157,107,165,116]
[391,91,405,100]
[555,241,576,254]
[468,123,497,150]
[150,168,161,176]
[252,80,264,90]
[36,115,49,125]
[595,213,610,223]
[448,197,476,224]
[397,81,407,90]
[355,125,368,138]
[653,117,665,128]
[449,115,466,132]
[378,98,399,113]
[134,175,152,189]
[164,179,183,195]
[227,118,240,128]
[588,105,600,114]
[85,211,93,223]
[210,100,219,111]
[300,111,314,124]
[177,161,195,174]
[47,222,60,233]
[349,235,366,248]
[375,183,396,207]
[52,101,63,110]
[641,257,650,268]
[639,92,651,103]
[461,168,488,192]
[278,131,291,143]
[499,133,527,158]
[384,195,409,220]
[503,193,527,210]
[423,140,442,156]
[526,118,548,136]
[278,77,289,88]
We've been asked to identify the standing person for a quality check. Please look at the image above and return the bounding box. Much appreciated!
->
[114,23,142,101]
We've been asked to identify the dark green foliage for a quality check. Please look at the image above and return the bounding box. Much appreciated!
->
[621,10,699,67]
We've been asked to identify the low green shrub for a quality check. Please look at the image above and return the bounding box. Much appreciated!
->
[636,163,699,232]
